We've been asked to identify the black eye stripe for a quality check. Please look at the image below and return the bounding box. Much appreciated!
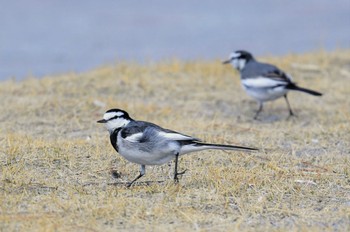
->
[108,115,123,121]
[104,109,131,121]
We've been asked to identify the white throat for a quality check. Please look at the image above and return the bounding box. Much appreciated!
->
[106,118,131,134]
[232,58,246,71]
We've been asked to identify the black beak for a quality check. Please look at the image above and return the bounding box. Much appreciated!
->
[222,59,231,64]
[97,119,107,123]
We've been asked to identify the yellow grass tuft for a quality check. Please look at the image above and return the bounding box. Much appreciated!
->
[0,50,349,231]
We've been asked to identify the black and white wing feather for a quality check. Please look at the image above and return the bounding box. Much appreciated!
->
[120,121,200,144]
[120,121,257,154]
[241,62,294,89]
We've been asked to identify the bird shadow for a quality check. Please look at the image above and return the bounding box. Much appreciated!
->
[107,180,166,187]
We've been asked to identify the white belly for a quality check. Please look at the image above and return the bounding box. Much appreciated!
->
[243,84,288,102]
[117,139,180,165]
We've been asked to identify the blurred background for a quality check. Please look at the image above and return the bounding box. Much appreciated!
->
[1,0,349,80]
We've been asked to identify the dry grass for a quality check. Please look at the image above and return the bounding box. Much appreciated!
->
[0,50,349,231]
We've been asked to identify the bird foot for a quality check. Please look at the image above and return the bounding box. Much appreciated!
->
[287,112,297,119]
[174,169,187,183]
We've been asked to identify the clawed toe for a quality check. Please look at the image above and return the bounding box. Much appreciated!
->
[174,169,187,183]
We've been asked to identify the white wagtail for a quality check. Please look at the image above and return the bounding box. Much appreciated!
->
[223,50,322,119]
[97,108,257,187]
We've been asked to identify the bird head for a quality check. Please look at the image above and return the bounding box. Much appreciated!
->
[97,109,132,133]
[223,50,254,71]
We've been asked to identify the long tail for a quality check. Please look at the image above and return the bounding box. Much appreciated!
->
[286,84,322,96]
[180,141,258,154]
[196,142,258,151]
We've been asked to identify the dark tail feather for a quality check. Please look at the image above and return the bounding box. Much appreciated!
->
[286,85,322,96]
[195,142,258,151]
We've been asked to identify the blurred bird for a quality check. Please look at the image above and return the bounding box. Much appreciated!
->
[223,50,322,119]
[97,108,257,187]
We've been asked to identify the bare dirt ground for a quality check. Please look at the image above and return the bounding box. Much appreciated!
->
[0,51,349,231]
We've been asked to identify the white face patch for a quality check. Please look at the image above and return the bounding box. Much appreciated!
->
[103,111,124,121]
[115,111,124,117]
[105,117,130,133]
[232,58,246,70]
[230,52,241,60]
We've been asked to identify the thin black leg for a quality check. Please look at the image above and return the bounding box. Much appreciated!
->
[174,153,187,183]
[284,94,294,116]
[254,102,263,120]
[127,165,145,187]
